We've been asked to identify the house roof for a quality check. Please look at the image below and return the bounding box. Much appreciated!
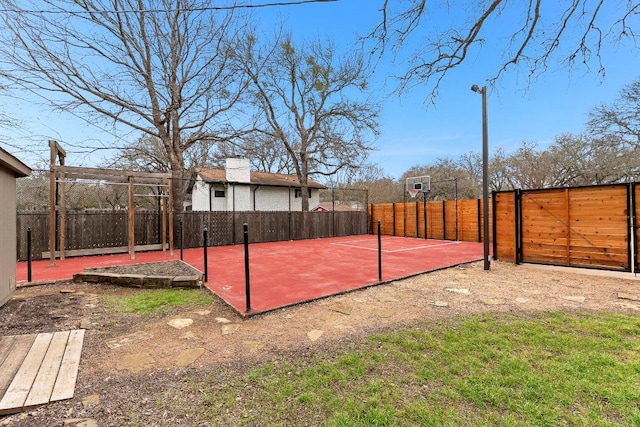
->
[197,168,326,189]
[0,146,31,177]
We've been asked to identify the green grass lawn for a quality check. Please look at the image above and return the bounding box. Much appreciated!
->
[103,288,214,315]
[197,312,640,426]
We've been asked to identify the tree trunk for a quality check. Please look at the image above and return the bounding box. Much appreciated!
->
[300,154,310,212]
[171,167,186,212]
[164,137,186,213]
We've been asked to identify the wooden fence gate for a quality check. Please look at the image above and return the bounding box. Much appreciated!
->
[493,184,635,271]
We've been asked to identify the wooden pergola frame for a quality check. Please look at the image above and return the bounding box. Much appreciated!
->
[48,140,174,265]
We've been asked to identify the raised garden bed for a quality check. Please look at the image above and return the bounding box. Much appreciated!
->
[73,260,202,289]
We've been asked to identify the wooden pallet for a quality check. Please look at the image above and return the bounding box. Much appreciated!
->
[0,330,85,415]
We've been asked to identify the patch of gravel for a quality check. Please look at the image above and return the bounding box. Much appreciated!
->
[85,260,201,277]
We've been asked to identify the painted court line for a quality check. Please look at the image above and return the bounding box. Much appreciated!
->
[384,241,462,253]
[330,240,462,253]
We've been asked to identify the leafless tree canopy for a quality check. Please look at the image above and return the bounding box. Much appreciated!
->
[370,0,640,101]
[0,0,248,210]
[234,32,380,210]
[587,77,640,148]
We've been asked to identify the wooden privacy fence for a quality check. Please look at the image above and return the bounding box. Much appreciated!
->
[17,210,368,261]
[494,184,634,271]
[369,182,640,272]
[368,199,492,243]
[18,183,640,271]
[175,211,368,247]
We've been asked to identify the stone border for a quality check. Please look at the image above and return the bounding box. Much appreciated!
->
[73,261,202,289]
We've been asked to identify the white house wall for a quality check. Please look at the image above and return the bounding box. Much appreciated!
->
[250,187,321,211]
[191,176,209,211]
[0,168,17,307]
[192,178,321,212]
[227,184,251,211]
[251,186,291,211]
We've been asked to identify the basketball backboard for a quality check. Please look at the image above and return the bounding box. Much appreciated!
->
[405,176,430,198]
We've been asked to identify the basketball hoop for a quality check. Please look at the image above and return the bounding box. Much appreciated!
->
[406,176,430,200]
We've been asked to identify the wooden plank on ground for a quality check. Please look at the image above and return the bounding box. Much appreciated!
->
[0,335,35,399]
[23,331,70,409]
[0,333,52,415]
[0,336,18,367]
[50,329,85,402]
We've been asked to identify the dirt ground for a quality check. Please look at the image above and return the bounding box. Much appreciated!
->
[1,260,640,426]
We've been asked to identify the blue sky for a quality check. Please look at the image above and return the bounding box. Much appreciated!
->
[1,1,639,178]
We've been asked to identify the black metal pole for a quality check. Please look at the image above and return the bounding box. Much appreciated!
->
[203,226,208,283]
[27,227,32,283]
[180,219,184,261]
[377,220,382,281]
[157,184,162,244]
[244,223,252,313]
[423,195,427,239]
[481,87,491,270]
[472,84,491,270]
[455,178,459,241]
[332,188,336,237]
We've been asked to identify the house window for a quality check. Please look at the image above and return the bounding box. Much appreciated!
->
[294,188,311,198]
[214,190,225,198]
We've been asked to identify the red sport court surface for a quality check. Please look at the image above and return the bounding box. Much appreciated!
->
[17,235,484,316]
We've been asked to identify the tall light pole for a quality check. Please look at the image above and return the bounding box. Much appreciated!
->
[471,84,491,271]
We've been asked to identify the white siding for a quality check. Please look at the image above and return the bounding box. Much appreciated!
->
[210,184,227,211]
[227,184,251,211]
[0,169,16,307]
[191,176,209,211]
[191,173,322,212]
[252,187,321,211]
[252,186,292,211]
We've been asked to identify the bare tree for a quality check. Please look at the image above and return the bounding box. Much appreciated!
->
[587,77,640,148]
[234,32,380,211]
[0,0,248,211]
[214,135,294,175]
[332,163,401,204]
[109,134,220,172]
[497,135,640,189]
[369,1,639,101]
[551,133,640,185]
[401,156,485,200]
[110,135,171,173]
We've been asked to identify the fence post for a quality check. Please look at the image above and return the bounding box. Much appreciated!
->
[477,198,482,243]
[392,203,396,236]
[378,220,382,281]
[180,219,184,261]
[27,227,32,283]
[203,226,208,283]
[415,201,419,237]
[244,223,252,313]
[442,200,446,239]
[629,183,636,274]
[423,197,427,239]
